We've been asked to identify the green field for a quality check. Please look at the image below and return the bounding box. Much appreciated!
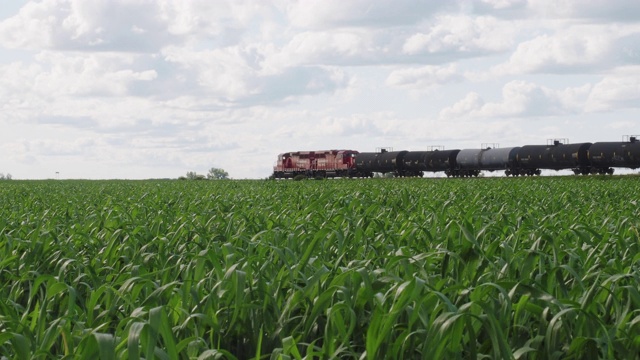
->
[1,177,639,359]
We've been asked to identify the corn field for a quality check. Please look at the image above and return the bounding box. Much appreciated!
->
[1,177,639,359]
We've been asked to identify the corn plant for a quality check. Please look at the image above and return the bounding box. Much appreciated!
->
[0,177,639,359]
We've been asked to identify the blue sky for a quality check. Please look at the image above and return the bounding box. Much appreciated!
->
[1,0,639,179]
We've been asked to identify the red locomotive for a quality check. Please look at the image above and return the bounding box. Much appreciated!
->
[273,150,359,179]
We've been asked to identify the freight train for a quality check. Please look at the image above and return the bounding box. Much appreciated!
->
[272,137,640,179]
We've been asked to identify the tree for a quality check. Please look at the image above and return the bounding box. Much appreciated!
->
[186,171,205,180]
[186,171,198,180]
[207,167,229,180]
[0,173,11,180]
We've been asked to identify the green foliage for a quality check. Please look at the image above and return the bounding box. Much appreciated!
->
[1,177,640,358]
[185,171,198,180]
[185,172,206,180]
[207,167,229,180]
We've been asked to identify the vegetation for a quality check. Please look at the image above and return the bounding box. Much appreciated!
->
[0,173,12,180]
[185,171,206,180]
[0,177,639,358]
[184,168,229,181]
[207,167,229,180]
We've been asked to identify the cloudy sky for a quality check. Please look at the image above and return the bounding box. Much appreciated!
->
[1,0,639,179]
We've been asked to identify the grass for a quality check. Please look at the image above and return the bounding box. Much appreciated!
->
[0,177,639,359]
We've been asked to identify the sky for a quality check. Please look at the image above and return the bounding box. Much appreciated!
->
[1,0,639,180]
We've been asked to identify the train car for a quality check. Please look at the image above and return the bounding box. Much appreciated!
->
[516,141,592,175]
[483,147,521,176]
[456,147,521,177]
[352,152,379,178]
[402,150,461,177]
[398,151,426,177]
[431,150,461,177]
[456,149,483,177]
[273,149,359,179]
[589,137,640,174]
[355,150,408,177]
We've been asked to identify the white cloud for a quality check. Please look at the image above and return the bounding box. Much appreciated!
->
[267,30,373,67]
[285,0,448,29]
[439,92,486,119]
[439,80,591,119]
[1,0,640,179]
[493,24,640,75]
[1,137,99,165]
[265,13,520,70]
[495,29,611,74]
[0,51,157,105]
[162,44,351,105]
[386,64,463,89]
[0,0,178,52]
[402,15,514,56]
[482,81,565,116]
[315,114,396,137]
[585,66,640,112]
[481,0,526,10]
[527,0,640,21]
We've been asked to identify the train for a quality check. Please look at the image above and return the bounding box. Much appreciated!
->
[272,137,640,179]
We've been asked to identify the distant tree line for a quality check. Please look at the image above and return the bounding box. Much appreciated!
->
[0,173,12,180]
[179,168,229,180]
